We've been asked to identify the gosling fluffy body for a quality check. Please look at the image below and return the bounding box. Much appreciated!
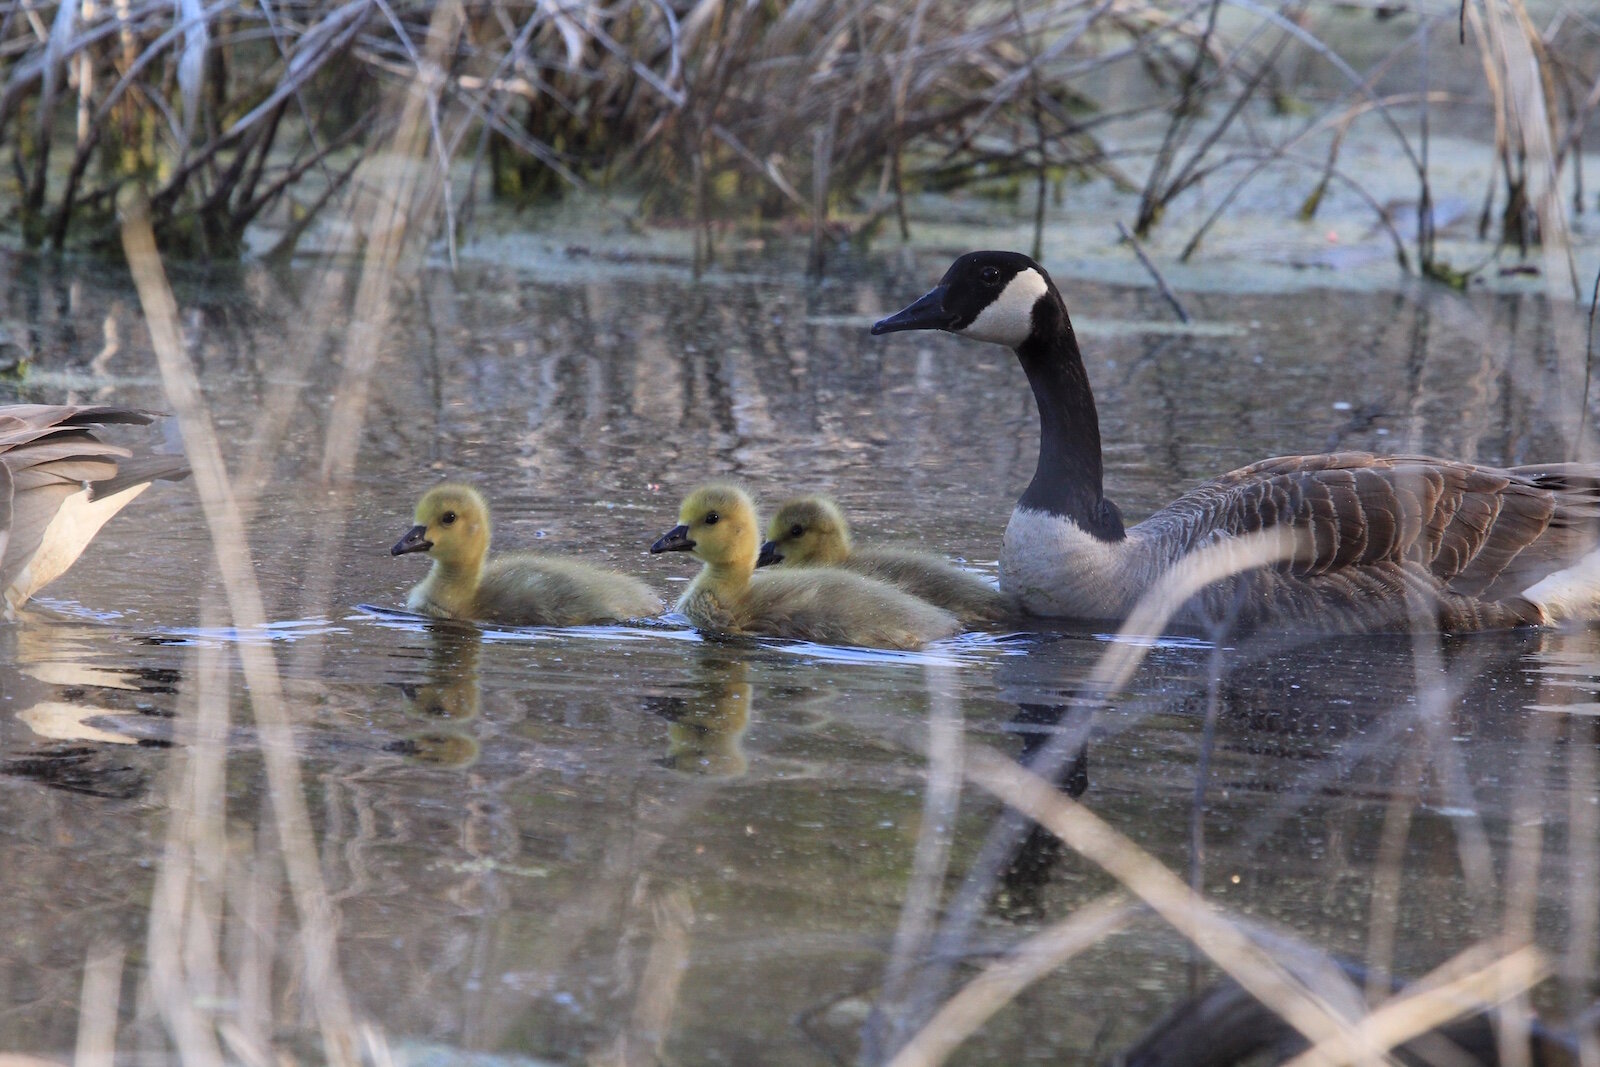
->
[650,484,960,650]
[759,497,1015,623]
[393,484,662,626]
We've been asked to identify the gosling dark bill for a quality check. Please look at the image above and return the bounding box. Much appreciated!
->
[392,524,432,556]
[756,541,783,567]
[651,525,695,554]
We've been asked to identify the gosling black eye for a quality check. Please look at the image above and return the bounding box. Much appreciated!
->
[704,512,720,526]
[790,524,804,538]
[979,266,1002,285]
[441,511,457,526]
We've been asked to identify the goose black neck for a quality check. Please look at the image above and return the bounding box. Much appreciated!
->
[1015,300,1125,541]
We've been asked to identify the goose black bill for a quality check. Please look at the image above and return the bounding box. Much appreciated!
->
[651,525,695,553]
[871,285,952,335]
[391,525,432,555]
[756,541,783,567]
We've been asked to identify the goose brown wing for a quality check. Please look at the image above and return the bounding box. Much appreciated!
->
[1145,452,1597,600]
[0,405,179,600]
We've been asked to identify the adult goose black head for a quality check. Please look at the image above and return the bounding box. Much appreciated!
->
[873,251,1124,544]
[871,252,1600,633]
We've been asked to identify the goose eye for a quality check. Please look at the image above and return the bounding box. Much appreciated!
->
[704,512,720,526]
[979,266,1001,285]
[789,524,804,538]
[441,511,457,526]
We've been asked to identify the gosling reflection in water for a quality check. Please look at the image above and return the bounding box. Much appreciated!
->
[390,623,483,769]
[645,653,752,778]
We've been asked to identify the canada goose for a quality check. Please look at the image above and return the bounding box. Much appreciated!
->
[1,404,189,620]
[872,251,1600,632]
[757,496,1016,622]
[649,484,960,650]
[392,484,663,626]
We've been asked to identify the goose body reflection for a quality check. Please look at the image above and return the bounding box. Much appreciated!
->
[650,484,960,650]
[873,252,1600,632]
[1,404,188,619]
[392,484,663,626]
[758,496,1016,623]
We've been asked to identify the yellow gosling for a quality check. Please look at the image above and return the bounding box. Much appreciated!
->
[759,496,1017,623]
[392,484,662,626]
[649,484,959,650]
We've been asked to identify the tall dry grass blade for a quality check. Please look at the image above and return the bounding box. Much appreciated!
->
[866,662,966,1061]
[119,192,366,1067]
[1470,0,1579,295]
[907,699,1097,1032]
[1495,633,1571,1067]
[1580,265,1599,460]
[961,745,1397,1064]
[883,893,1136,1067]
[1225,0,1423,174]
[143,610,226,1067]
[319,0,462,485]
[1277,946,1551,1067]
[1566,696,1600,1067]
[73,941,124,1067]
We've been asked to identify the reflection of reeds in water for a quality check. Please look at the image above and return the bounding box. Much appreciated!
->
[103,2,466,1041]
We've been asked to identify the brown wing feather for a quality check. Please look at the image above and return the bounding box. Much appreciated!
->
[0,404,186,612]
[1139,452,1600,631]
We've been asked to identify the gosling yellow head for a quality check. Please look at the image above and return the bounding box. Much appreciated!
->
[392,484,491,571]
[650,484,759,572]
[758,497,852,568]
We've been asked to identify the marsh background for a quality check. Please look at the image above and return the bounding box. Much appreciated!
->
[3,0,1600,1065]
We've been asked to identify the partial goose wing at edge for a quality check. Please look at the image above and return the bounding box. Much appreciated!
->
[0,405,189,616]
[1137,452,1600,630]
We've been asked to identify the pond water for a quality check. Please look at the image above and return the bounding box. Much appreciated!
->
[0,242,1597,1066]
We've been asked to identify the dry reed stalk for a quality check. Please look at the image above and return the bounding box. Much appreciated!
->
[866,662,966,1061]
[1495,632,1575,1067]
[266,0,463,686]
[72,942,124,1067]
[961,745,1394,1064]
[1468,0,1579,295]
[141,599,229,1067]
[1566,699,1600,1067]
[1277,945,1551,1067]
[960,742,1559,1067]
[120,192,369,1067]
[882,893,1136,1067]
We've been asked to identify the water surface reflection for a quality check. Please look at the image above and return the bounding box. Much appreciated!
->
[0,249,1596,1063]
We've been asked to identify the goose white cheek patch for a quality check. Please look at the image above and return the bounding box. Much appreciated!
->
[958,268,1048,346]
